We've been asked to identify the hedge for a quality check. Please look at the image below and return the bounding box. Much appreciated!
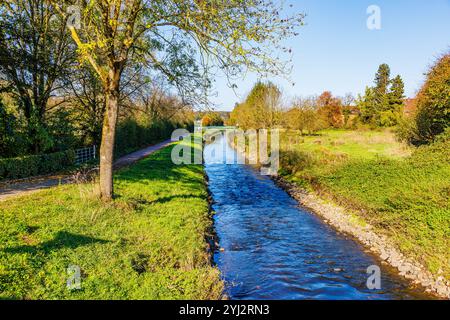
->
[0,150,76,181]
[114,119,192,158]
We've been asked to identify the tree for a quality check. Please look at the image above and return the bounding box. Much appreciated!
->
[358,64,404,127]
[229,102,252,129]
[374,63,391,111]
[229,81,284,130]
[389,75,405,109]
[357,86,376,124]
[201,115,212,127]
[205,113,224,127]
[0,0,74,153]
[286,96,324,135]
[0,98,23,156]
[53,1,304,200]
[63,61,161,147]
[246,81,283,129]
[63,65,106,146]
[378,74,405,127]
[341,93,355,127]
[414,53,450,142]
[317,91,343,128]
[139,79,194,126]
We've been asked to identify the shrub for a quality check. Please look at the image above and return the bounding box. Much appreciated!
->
[0,150,76,181]
[279,149,315,175]
[414,53,450,143]
[395,117,422,145]
[114,118,180,158]
[379,110,400,127]
[435,127,450,143]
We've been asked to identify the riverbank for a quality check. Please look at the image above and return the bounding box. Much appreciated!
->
[208,133,430,299]
[273,176,449,298]
[0,140,223,299]
[277,129,450,299]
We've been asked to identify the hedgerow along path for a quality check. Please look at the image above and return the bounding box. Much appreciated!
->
[0,139,173,201]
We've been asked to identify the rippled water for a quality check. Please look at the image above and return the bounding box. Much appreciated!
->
[204,135,427,300]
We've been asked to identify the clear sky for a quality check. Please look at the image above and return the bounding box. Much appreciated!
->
[211,0,450,111]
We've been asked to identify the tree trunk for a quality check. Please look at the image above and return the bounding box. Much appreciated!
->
[99,82,120,201]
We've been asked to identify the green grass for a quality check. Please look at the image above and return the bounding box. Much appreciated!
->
[282,129,412,160]
[0,141,223,300]
[280,129,450,279]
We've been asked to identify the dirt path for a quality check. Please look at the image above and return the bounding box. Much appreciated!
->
[0,139,173,201]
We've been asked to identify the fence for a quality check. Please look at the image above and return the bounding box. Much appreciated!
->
[75,145,96,165]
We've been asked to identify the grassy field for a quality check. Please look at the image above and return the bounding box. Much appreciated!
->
[0,141,223,299]
[282,129,412,160]
[279,129,450,279]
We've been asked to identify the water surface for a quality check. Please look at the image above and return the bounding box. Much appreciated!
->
[204,134,427,300]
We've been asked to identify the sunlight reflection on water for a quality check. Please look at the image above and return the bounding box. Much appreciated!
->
[205,134,428,300]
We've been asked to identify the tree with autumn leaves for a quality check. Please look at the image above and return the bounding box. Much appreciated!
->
[231,83,347,134]
[316,91,343,128]
[229,81,284,130]
[46,0,304,200]
[397,52,450,145]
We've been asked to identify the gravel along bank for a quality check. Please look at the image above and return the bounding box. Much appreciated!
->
[273,176,450,299]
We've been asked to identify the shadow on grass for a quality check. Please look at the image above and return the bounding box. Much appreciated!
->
[4,231,109,254]
[116,144,205,187]
[150,193,203,205]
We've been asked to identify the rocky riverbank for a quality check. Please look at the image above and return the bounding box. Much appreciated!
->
[273,176,450,299]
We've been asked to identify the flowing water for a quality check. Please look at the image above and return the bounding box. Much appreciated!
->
[204,134,428,300]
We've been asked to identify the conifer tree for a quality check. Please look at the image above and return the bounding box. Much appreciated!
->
[388,75,405,112]
[374,63,391,111]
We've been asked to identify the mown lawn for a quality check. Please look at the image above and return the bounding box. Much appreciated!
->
[280,129,450,279]
[0,141,223,299]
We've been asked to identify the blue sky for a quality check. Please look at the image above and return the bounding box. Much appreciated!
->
[211,0,450,111]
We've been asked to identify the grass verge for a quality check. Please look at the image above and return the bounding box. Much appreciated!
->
[0,140,223,299]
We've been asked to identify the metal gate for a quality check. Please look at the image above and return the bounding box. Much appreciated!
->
[75,145,96,165]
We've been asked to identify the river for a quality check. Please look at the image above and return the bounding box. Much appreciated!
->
[204,133,427,300]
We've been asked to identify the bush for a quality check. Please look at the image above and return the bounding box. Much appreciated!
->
[379,110,400,127]
[279,149,315,175]
[411,135,450,165]
[114,118,181,158]
[414,53,450,143]
[0,150,76,181]
[395,117,422,145]
[435,127,450,143]
[0,98,27,157]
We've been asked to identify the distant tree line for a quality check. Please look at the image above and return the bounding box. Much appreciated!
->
[201,112,225,127]
[229,81,356,134]
[229,55,449,146]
